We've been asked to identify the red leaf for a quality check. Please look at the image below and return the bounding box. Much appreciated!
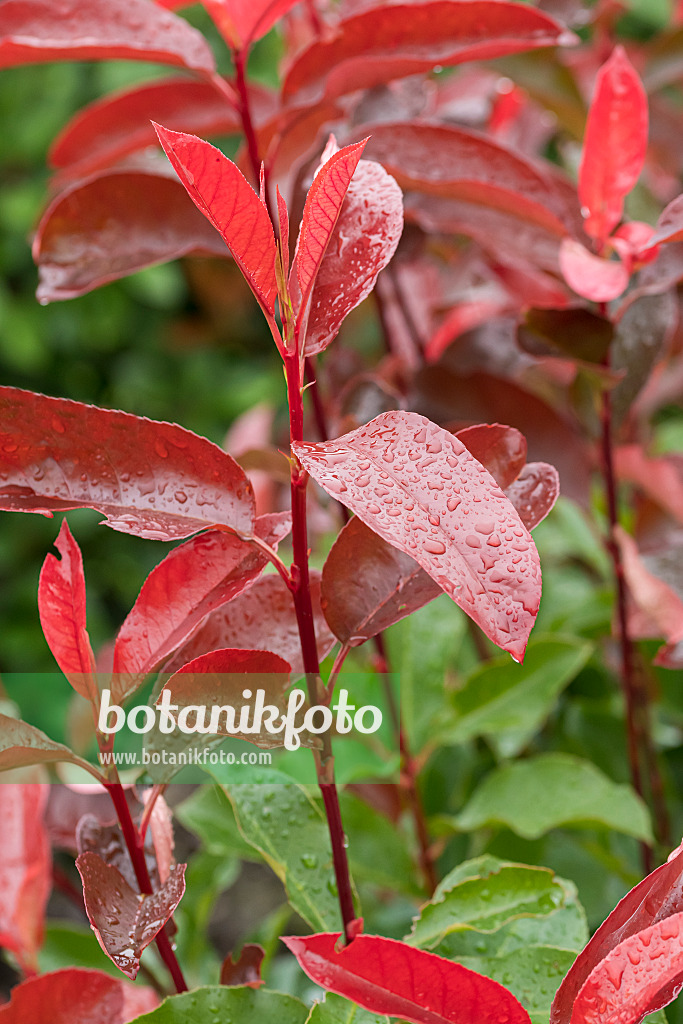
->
[295,138,368,320]
[38,520,97,702]
[616,525,683,648]
[615,446,683,527]
[112,513,290,701]
[283,1,573,105]
[220,943,265,987]
[0,0,215,72]
[203,0,302,51]
[143,791,174,886]
[304,156,403,354]
[364,123,574,236]
[49,78,242,183]
[0,387,255,541]
[425,298,512,364]
[76,852,185,980]
[0,968,158,1023]
[559,238,630,302]
[455,424,527,490]
[0,785,51,973]
[502,462,560,531]
[34,169,230,302]
[154,124,278,317]
[282,932,531,1024]
[571,913,683,1024]
[650,193,683,246]
[163,571,335,676]
[579,46,648,245]
[294,411,542,661]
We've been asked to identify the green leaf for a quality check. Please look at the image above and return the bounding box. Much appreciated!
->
[129,986,308,1024]
[38,922,122,976]
[441,636,593,757]
[451,753,653,841]
[340,791,421,897]
[222,770,348,931]
[0,712,103,779]
[306,992,390,1024]
[175,784,258,862]
[408,861,568,948]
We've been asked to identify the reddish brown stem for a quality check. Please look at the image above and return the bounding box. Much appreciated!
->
[105,781,188,993]
[285,349,357,943]
[233,47,275,223]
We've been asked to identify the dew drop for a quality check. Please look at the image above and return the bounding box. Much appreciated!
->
[465,534,482,548]
[424,539,446,555]
[447,495,461,512]
[52,416,65,434]
[174,490,188,504]
[154,440,169,459]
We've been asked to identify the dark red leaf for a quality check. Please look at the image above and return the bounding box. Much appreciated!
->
[611,291,676,426]
[425,298,512,364]
[112,513,290,702]
[503,462,560,530]
[157,648,294,748]
[76,811,169,893]
[46,785,141,855]
[282,2,573,106]
[364,123,573,235]
[0,386,255,540]
[282,932,531,1024]
[163,571,335,676]
[203,0,302,51]
[455,424,527,490]
[220,943,265,987]
[34,168,230,302]
[578,46,648,245]
[154,125,278,317]
[38,520,97,703]
[304,154,403,354]
[517,308,614,365]
[0,968,158,1023]
[49,78,242,183]
[76,852,185,980]
[295,138,368,319]
[0,785,51,973]
[571,913,683,1024]
[0,0,215,72]
[559,238,630,302]
[294,411,542,661]
[650,193,683,246]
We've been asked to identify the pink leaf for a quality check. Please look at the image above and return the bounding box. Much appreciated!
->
[203,0,303,51]
[282,932,531,1024]
[163,571,335,676]
[0,0,215,72]
[295,138,368,319]
[154,124,278,316]
[76,852,185,980]
[293,410,541,661]
[0,386,255,540]
[559,238,630,302]
[38,520,97,702]
[112,513,290,701]
[615,525,683,649]
[0,968,158,1023]
[283,2,574,105]
[143,792,174,886]
[614,446,683,527]
[579,46,648,244]
[304,156,403,354]
[503,462,560,530]
[0,785,51,973]
[650,193,683,246]
[48,78,242,183]
[571,913,683,1024]
[34,169,230,302]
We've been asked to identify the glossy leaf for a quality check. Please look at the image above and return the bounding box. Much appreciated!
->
[164,571,336,676]
[307,992,390,1024]
[455,424,527,490]
[203,0,304,52]
[578,46,648,244]
[295,138,368,319]
[156,648,294,749]
[154,125,278,316]
[0,968,158,1023]
[34,169,230,301]
[76,814,165,894]
[49,78,242,183]
[38,520,97,703]
[571,913,683,1024]
[0,784,50,972]
[453,753,652,841]
[0,387,255,540]
[282,932,532,1024]
[125,986,307,1024]
[304,155,403,355]
[364,124,573,236]
[294,411,542,662]
[224,775,343,931]
[283,2,573,105]
[503,464,560,531]
[112,513,290,701]
[0,0,215,72]
[76,852,185,980]
[559,238,630,302]
[220,944,265,987]
[0,713,101,777]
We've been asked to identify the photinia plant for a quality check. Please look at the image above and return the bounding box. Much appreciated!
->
[1,1,683,1024]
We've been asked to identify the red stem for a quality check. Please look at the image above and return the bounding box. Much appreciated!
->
[105,781,188,993]
[234,47,276,224]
